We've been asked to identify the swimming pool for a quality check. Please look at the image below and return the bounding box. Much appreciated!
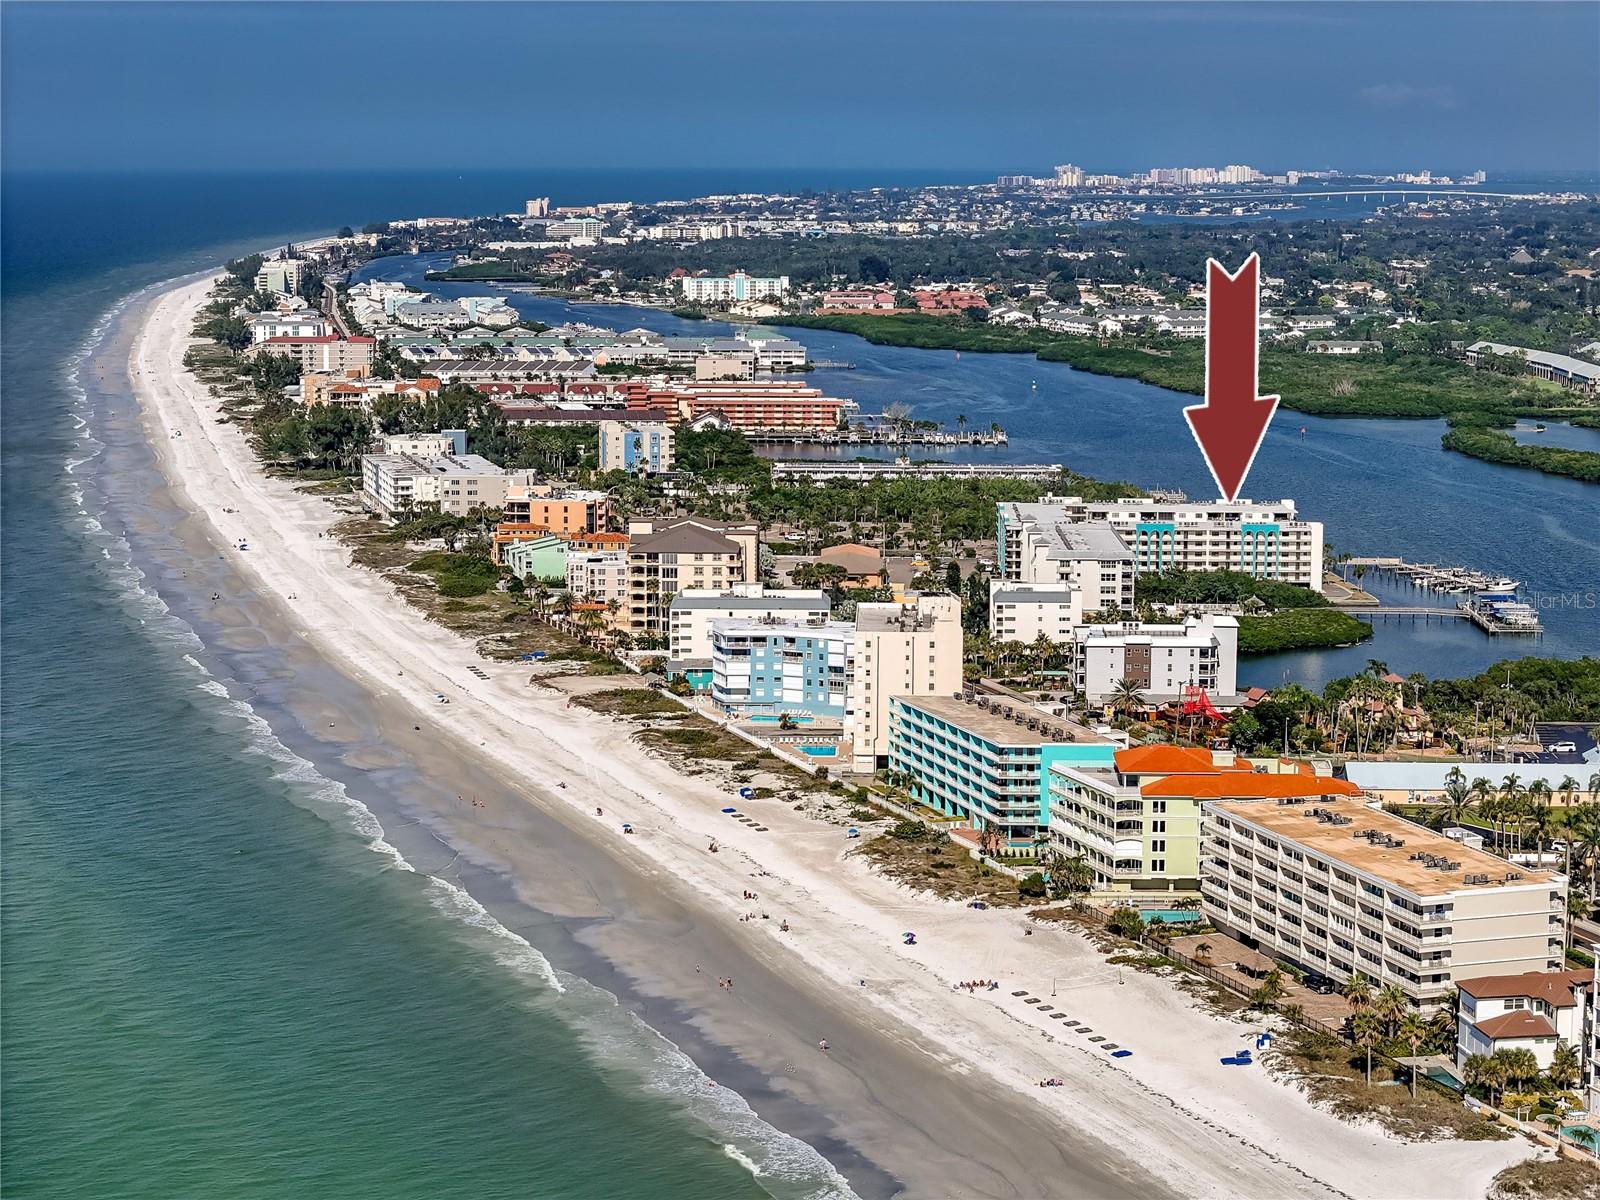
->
[798,745,837,757]
[748,715,814,725]
[1141,910,1201,924]
[1561,1125,1600,1149]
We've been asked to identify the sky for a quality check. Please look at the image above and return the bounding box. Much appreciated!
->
[3,2,1596,176]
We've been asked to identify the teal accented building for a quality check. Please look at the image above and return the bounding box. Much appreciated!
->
[888,694,1116,845]
[1133,521,1177,572]
[711,619,852,718]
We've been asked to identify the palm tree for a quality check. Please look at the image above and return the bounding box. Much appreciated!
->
[1397,1012,1428,1097]
[1110,677,1147,719]
[1251,968,1288,1013]
[1559,776,1582,808]
[1340,971,1373,1011]
[1351,1009,1382,1085]
[1373,983,1409,1036]
[1461,1053,1490,1097]
[1549,1040,1582,1092]
[1477,1051,1508,1105]
[1441,767,1475,827]
[1056,854,1093,906]
[1499,1047,1539,1095]
[1589,772,1600,805]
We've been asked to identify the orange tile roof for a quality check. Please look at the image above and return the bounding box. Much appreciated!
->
[1140,772,1362,800]
[1113,745,1216,775]
[581,532,629,544]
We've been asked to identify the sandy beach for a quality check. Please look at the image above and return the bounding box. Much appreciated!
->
[125,270,1534,1200]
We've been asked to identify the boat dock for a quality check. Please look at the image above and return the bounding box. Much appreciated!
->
[747,426,1008,447]
[771,460,1062,483]
[1343,557,1520,595]
[1334,556,1544,637]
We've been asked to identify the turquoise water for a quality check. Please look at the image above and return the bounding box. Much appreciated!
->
[1561,1125,1600,1150]
[798,746,839,758]
[1140,911,1202,925]
[749,715,815,725]
[0,172,861,1200]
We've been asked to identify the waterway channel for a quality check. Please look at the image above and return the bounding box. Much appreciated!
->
[357,255,1600,690]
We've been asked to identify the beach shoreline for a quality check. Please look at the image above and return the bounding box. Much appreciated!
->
[122,267,1534,1200]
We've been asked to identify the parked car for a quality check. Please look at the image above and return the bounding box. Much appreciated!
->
[1549,741,1579,754]
[1303,972,1336,995]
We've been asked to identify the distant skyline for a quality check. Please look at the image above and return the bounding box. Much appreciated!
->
[3,2,1597,176]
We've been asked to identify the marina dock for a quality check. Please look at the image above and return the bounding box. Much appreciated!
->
[771,460,1062,483]
[1337,557,1543,636]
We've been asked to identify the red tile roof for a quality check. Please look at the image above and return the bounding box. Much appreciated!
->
[1459,970,1590,1008]
[1473,1010,1558,1040]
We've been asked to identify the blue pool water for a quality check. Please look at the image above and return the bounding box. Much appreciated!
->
[799,746,838,758]
[1141,911,1202,925]
[749,715,814,725]
[1561,1125,1600,1148]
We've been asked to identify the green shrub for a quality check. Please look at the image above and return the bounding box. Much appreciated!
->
[1018,872,1048,899]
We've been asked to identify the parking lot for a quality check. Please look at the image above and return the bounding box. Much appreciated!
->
[1533,722,1599,767]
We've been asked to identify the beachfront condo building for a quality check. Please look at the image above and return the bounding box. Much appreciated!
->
[360,453,533,518]
[250,335,375,376]
[668,585,831,675]
[710,619,854,719]
[888,693,1116,846]
[254,257,307,297]
[998,496,1325,594]
[677,271,790,303]
[566,551,628,606]
[846,596,963,774]
[988,580,1082,643]
[625,518,760,636]
[248,310,328,343]
[1201,795,1566,1006]
[1049,746,1359,898]
[1072,615,1239,707]
[598,419,675,475]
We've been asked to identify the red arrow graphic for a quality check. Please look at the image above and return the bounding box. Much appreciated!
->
[1184,252,1279,502]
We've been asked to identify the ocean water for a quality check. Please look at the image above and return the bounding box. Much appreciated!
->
[366,254,1600,690]
[1,172,872,1199]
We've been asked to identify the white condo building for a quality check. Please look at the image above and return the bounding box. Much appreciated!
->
[566,551,628,605]
[999,497,1325,594]
[360,453,531,517]
[989,580,1082,643]
[1072,615,1238,707]
[1202,795,1566,1006]
[995,511,1135,615]
[255,258,307,297]
[677,272,790,303]
[667,585,830,668]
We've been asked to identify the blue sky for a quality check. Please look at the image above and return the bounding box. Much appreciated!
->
[3,2,1595,174]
